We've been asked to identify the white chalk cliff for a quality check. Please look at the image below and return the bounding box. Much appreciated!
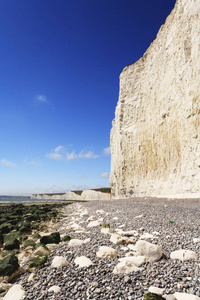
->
[31,190,111,201]
[110,0,200,198]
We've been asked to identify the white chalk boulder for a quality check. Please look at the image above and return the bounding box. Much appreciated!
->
[113,257,143,274]
[3,284,25,300]
[174,292,200,300]
[170,250,198,261]
[48,285,61,294]
[101,227,114,234]
[74,256,93,268]
[51,256,68,268]
[135,240,162,262]
[68,239,84,247]
[87,220,101,228]
[140,233,154,240]
[118,256,146,267]
[148,286,164,295]
[96,246,117,258]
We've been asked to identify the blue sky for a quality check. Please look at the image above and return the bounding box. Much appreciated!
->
[0,0,176,195]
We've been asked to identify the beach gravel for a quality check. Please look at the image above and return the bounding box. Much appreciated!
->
[11,197,200,300]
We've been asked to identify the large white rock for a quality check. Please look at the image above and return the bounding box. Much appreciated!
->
[140,233,154,240]
[110,0,200,199]
[74,256,93,268]
[113,256,143,274]
[80,210,89,217]
[68,239,84,247]
[70,223,85,232]
[193,238,200,243]
[3,284,25,300]
[96,210,105,215]
[87,220,101,228]
[27,273,36,282]
[48,285,61,294]
[174,292,200,300]
[110,233,134,245]
[135,240,162,262]
[148,286,164,295]
[163,295,176,300]
[101,227,114,234]
[96,246,117,258]
[170,249,198,261]
[122,230,139,237]
[110,234,125,245]
[87,215,96,222]
[51,256,68,268]
[118,256,146,267]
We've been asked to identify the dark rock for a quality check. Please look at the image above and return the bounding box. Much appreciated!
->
[0,223,13,234]
[32,233,41,240]
[4,238,19,250]
[1,250,16,258]
[0,233,4,246]
[40,232,60,244]
[143,293,165,300]
[27,255,47,270]
[0,254,19,278]
[23,239,36,248]
[18,221,31,233]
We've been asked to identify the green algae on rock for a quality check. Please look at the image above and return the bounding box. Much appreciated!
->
[4,238,19,250]
[40,232,60,244]
[0,254,19,278]
[23,239,36,249]
[27,254,48,271]
[62,235,71,242]
[143,293,165,300]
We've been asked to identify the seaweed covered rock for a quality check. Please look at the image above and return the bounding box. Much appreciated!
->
[18,221,31,234]
[4,238,19,250]
[27,254,48,271]
[33,244,50,256]
[0,233,4,247]
[40,232,60,244]
[23,239,36,249]
[62,235,71,242]
[1,250,16,258]
[0,223,13,234]
[0,254,20,281]
[143,293,165,300]
[32,233,41,241]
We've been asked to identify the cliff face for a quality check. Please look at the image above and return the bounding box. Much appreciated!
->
[110,0,200,198]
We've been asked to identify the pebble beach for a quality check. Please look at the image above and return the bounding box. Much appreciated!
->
[5,198,200,299]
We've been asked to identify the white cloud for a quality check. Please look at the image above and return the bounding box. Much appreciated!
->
[35,94,47,102]
[46,145,63,160]
[99,172,110,179]
[103,147,111,156]
[66,151,76,160]
[1,159,16,168]
[24,157,41,166]
[66,150,99,160]
[46,146,99,161]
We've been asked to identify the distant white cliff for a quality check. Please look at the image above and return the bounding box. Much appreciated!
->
[31,189,111,201]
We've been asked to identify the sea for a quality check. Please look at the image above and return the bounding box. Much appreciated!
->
[0,196,62,204]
